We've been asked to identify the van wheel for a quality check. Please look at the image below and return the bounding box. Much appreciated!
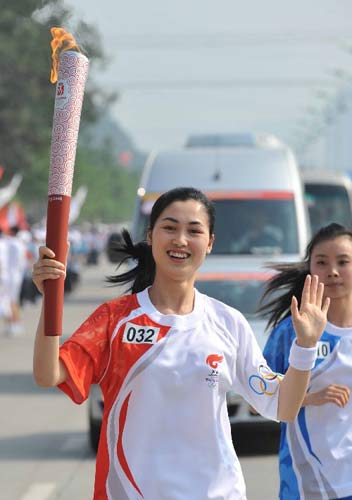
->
[89,417,101,454]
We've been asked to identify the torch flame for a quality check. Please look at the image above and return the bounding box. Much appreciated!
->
[50,27,83,83]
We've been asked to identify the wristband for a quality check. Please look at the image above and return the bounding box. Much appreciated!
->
[288,339,318,371]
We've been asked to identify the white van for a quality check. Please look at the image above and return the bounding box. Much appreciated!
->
[302,169,352,234]
[132,134,310,257]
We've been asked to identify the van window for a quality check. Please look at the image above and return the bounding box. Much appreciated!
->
[212,199,298,255]
[304,184,352,234]
[135,197,299,255]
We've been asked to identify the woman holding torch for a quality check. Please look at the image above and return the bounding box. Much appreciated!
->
[32,186,329,500]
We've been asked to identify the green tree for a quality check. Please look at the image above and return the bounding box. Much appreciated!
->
[0,0,116,202]
[0,0,142,225]
[72,146,139,224]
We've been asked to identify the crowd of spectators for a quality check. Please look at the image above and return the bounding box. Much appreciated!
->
[0,222,122,337]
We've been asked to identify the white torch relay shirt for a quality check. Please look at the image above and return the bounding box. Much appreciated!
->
[264,317,352,500]
[58,288,281,500]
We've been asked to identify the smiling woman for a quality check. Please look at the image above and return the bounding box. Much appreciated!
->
[261,222,352,500]
[106,187,215,295]
[31,187,329,500]
[145,199,214,294]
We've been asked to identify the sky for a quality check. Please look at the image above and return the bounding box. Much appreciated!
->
[63,0,352,161]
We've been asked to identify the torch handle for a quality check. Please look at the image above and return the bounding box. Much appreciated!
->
[44,195,71,336]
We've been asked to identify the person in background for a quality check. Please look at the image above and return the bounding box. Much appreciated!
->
[84,225,104,265]
[6,225,28,336]
[32,187,328,500]
[0,229,12,334]
[19,229,41,306]
[261,222,352,500]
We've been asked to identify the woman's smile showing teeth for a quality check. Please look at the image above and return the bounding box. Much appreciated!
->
[167,250,190,260]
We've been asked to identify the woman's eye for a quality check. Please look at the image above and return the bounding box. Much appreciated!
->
[339,260,349,265]
[163,225,175,231]
[316,260,325,265]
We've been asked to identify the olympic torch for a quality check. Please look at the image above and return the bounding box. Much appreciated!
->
[44,27,89,336]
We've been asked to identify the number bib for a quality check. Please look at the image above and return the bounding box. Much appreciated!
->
[122,321,160,344]
[316,340,331,359]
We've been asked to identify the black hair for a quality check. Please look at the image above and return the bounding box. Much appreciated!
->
[9,225,20,235]
[259,222,352,330]
[106,187,215,294]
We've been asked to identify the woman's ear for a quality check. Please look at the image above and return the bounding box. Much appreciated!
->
[207,234,215,254]
[147,229,152,246]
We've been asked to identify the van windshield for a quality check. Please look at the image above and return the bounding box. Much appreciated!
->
[212,199,298,254]
[304,184,352,234]
[136,198,299,255]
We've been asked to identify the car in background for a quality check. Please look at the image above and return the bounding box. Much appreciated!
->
[105,231,124,264]
[302,169,352,234]
[88,256,283,453]
[132,134,309,258]
[88,384,104,452]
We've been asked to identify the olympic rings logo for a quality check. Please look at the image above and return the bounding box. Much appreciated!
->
[248,365,282,396]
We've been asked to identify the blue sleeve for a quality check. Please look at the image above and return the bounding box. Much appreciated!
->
[263,317,296,375]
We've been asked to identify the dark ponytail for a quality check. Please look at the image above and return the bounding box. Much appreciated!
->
[258,262,309,330]
[106,229,155,294]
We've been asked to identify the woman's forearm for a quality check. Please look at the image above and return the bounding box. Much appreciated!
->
[33,301,67,387]
[277,366,310,421]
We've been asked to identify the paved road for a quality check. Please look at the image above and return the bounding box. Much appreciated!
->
[0,256,279,500]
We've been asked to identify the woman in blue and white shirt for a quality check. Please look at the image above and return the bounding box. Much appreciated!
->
[262,223,352,500]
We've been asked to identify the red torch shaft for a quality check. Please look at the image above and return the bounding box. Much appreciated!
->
[44,50,89,336]
[44,196,71,336]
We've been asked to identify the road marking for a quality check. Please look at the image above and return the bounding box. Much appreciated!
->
[20,482,56,500]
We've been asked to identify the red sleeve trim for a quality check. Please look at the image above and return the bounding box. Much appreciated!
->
[58,343,95,404]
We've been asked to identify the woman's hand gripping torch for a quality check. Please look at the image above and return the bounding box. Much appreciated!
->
[44,28,89,336]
